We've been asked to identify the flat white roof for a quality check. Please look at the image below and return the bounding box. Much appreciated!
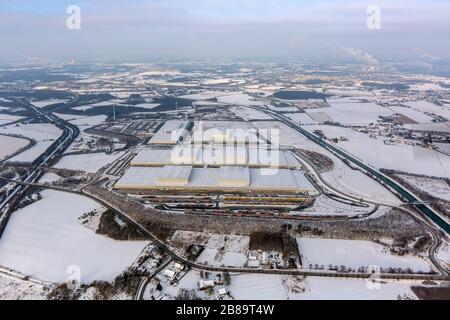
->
[218,166,250,186]
[148,121,190,144]
[130,146,301,168]
[116,166,314,192]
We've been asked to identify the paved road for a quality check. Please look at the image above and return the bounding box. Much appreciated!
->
[247,106,448,276]
[252,106,450,235]
[135,258,173,300]
[83,186,448,281]
[0,98,79,237]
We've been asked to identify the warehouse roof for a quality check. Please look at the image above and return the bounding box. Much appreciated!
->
[115,166,314,192]
[148,121,190,144]
[130,146,301,168]
[218,166,250,186]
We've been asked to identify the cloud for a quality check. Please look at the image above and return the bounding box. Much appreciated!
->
[0,0,449,60]
[343,47,379,71]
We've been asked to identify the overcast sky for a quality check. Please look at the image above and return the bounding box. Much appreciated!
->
[1,0,449,61]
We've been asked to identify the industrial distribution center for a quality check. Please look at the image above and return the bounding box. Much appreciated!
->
[115,121,316,195]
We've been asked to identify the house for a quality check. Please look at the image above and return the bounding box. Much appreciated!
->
[198,279,215,290]
[174,262,185,271]
[163,269,176,280]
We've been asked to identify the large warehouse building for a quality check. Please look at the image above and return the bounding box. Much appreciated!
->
[130,146,301,168]
[116,120,316,195]
[115,165,315,193]
[148,121,190,145]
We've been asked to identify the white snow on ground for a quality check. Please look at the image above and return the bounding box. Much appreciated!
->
[181,91,262,106]
[287,277,417,300]
[0,113,23,125]
[397,175,450,202]
[170,231,249,268]
[322,163,402,206]
[252,121,403,205]
[196,249,247,268]
[232,107,272,120]
[297,195,377,217]
[67,115,107,129]
[180,91,227,100]
[202,78,231,85]
[31,99,68,108]
[164,272,418,300]
[1,123,62,163]
[403,122,450,133]
[229,274,287,300]
[0,274,50,300]
[387,106,435,124]
[405,101,450,119]
[72,100,125,111]
[306,125,450,178]
[0,135,28,160]
[0,190,148,283]
[297,238,432,273]
[54,151,124,173]
[134,103,160,110]
[306,99,394,125]
[216,93,263,106]
[287,112,318,125]
[435,143,450,156]
[53,113,84,121]
[38,172,61,183]
[436,240,450,267]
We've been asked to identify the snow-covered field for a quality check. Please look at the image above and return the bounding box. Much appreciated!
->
[196,249,247,268]
[54,151,124,173]
[0,190,148,283]
[170,231,249,268]
[134,103,160,110]
[232,107,272,120]
[66,115,107,130]
[387,106,435,124]
[403,122,450,133]
[306,98,393,125]
[436,240,450,267]
[0,274,50,300]
[31,99,69,108]
[297,195,378,217]
[216,93,263,106]
[0,113,23,125]
[307,125,450,178]
[286,112,318,125]
[181,91,263,106]
[321,163,402,206]
[436,143,450,156]
[287,277,417,300]
[405,101,450,119]
[229,274,287,300]
[0,135,29,160]
[228,274,417,300]
[72,100,125,111]
[297,238,432,273]
[38,172,62,183]
[160,270,418,300]
[398,175,450,202]
[1,123,62,163]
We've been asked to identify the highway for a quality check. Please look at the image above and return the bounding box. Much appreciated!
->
[1,98,447,286]
[0,98,80,236]
[251,106,450,235]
